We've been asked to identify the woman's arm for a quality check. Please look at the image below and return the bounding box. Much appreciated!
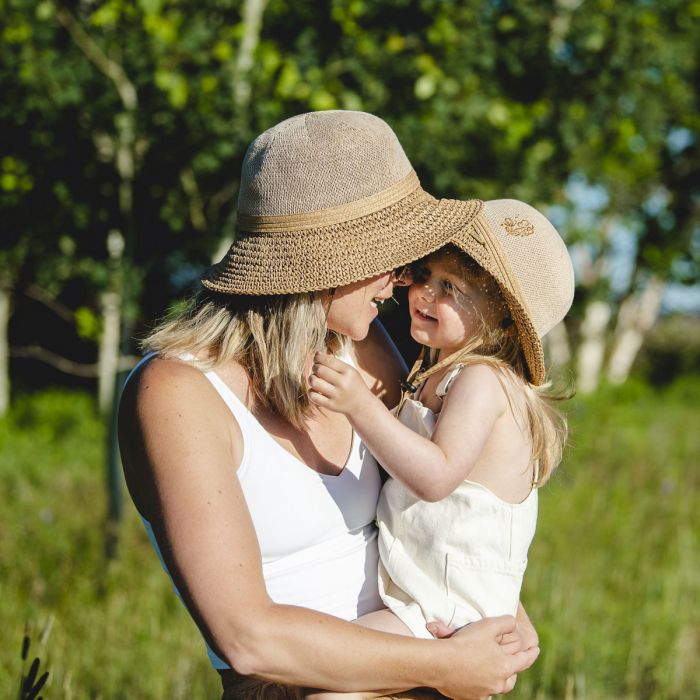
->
[309,356,506,502]
[119,358,536,697]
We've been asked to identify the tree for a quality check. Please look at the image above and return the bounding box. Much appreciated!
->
[1,0,271,409]
[3,0,698,405]
[552,0,700,389]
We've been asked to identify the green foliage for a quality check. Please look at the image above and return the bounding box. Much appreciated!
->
[1,383,698,698]
[2,0,698,368]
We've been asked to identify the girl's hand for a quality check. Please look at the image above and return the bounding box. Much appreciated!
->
[309,352,374,415]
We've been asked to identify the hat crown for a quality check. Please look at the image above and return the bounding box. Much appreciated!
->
[482,199,574,338]
[238,110,412,217]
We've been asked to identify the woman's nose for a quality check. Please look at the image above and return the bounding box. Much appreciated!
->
[374,273,395,300]
[391,266,413,287]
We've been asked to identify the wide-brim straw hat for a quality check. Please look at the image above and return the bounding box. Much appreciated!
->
[202,110,481,295]
[450,199,575,385]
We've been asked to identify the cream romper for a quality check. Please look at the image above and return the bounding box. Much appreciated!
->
[376,365,538,639]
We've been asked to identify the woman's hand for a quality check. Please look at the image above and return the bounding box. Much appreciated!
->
[434,616,539,699]
[426,605,539,698]
[427,604,539,652]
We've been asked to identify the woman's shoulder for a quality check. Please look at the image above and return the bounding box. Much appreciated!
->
[121,355,244,427]
[124,354,206,400]
[119,357,249,474]
[118,355,246,513]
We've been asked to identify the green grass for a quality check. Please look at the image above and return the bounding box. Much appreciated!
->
[0,391,219,699]
[1,380,698,699]
[514,378,700,700]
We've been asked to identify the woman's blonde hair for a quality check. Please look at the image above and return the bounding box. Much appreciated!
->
[143,291,344,429]
[418,246,569,486]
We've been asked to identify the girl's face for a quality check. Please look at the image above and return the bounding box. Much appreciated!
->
[408,252,491,358]
[324,272,395,340]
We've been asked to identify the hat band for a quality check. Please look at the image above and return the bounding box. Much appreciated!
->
[237,170,421,233]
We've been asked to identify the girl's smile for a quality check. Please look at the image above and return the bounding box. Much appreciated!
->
[412,307,437,322]
[408,253,485,358]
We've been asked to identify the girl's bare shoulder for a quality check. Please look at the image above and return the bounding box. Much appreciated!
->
[446,362,511,409]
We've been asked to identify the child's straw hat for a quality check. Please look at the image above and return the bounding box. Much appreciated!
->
[202,111,481,295]
[451,200,575,385]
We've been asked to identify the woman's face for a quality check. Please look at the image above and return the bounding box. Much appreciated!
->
[324,273,395,340]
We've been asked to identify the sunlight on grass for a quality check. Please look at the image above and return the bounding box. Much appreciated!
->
[0,391,219,698]
[514,378,700,700]
[1,381,698,698]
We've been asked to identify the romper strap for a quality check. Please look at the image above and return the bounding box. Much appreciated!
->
[435,364,464,399]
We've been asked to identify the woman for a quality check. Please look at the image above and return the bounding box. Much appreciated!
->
[118,110,539,699]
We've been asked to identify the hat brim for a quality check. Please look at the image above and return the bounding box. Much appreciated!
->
[451,213,546,385]
[202,190,482,296]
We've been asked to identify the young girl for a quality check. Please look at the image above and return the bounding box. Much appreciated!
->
[307,199,574,700]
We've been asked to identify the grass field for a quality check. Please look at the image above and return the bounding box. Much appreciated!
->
[1,378,698,699]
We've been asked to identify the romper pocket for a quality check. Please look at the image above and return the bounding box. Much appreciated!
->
[380,536,458,633]
[445,552,526,625]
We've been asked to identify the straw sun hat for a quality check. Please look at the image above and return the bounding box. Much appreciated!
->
[449,199,575,385]
[202,110,574,385]
[201,110,481,295]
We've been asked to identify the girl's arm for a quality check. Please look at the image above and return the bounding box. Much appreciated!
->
[119,357,536,697]
[309,354,506,501]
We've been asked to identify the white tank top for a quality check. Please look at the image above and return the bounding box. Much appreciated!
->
[137,354,383,669]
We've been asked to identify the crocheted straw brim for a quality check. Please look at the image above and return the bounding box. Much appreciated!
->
[450,200,574,385]
[203,189,482,295]
[202,110,481,295]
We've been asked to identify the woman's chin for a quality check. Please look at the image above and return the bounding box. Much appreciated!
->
[338,323,371,342]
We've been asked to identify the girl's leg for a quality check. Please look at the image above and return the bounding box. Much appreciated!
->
[352,608,414,636]
[304,609,414,700]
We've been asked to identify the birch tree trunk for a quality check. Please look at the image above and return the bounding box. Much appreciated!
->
[606,277,665,385]
[577,300,612,394]
[206,0,270,261]
[56,6,137,415]
[232,0,269,110]
[0,279,11,417]
[56,7,139,539]
[97,288,121,414]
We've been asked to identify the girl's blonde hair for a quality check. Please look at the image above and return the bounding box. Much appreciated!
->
[419,246,569,486]
[143,291,344,429]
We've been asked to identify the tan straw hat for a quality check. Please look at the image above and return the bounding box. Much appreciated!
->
[202,110,481,295]
[450,199,575,385]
